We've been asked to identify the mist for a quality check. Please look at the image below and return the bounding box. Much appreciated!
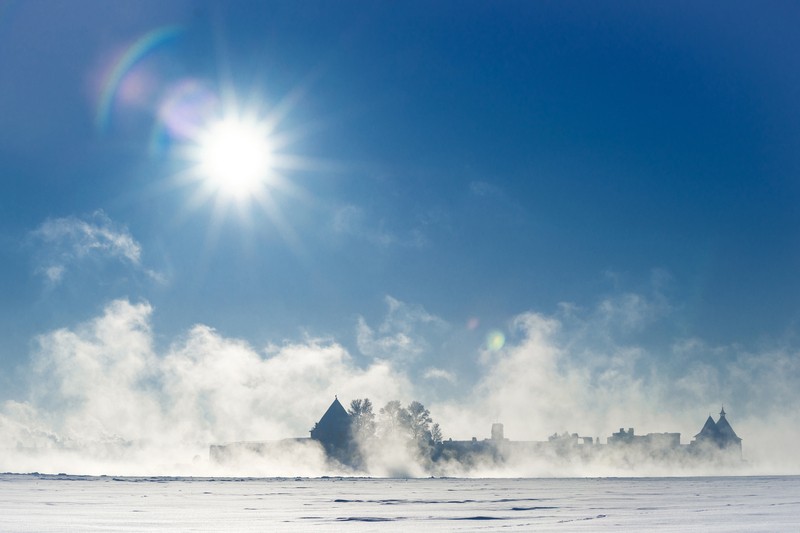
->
[1,296,799,477]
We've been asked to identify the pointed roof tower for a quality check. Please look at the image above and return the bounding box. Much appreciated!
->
[694,415,718,440]
[310,397,353,453]
[715,406,742,444]
[691,406,743,458]
[313,397,350,433]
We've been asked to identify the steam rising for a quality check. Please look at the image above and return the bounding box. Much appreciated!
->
[1,295,799,476]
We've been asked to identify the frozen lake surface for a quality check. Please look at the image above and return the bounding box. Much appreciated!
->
[1,474,798,531]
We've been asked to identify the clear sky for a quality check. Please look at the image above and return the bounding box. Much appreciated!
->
[1,1,800,467]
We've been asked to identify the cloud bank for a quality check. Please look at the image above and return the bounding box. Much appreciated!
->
[1,299,411,475]
[1,291,799,476]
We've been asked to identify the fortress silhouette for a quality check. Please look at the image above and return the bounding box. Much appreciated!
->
[211,399,743,469]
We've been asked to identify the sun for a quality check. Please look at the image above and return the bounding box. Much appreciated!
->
[194,116,273,200]
[162,84,312,233]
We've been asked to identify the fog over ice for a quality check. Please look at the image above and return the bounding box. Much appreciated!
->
[1,292,799,477]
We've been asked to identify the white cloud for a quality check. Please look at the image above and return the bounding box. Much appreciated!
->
[42,265,65,284]
[2,287,800,476]
[356,295,446,363]
[591,269,672,333]
[30,210,161,285]
[423,368,456,383]
[0,298,413,475]
[35,210,141,262]
[357,317,419,360]
[434,302,800,474]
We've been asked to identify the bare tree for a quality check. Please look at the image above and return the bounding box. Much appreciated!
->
[406,401,433,443]
[376,399,444,457]
[379,400,411,439]
[431,423,443,445]
[348,398,376,442]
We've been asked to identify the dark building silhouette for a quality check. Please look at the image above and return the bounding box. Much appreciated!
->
[211,399,744,469]
[608,428,680,449]
[309,397,354,462]
[690,406,742,458]
[438,406,743,465]
[209,397,354,466]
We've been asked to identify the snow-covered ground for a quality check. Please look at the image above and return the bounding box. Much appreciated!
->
[0,474,798,531]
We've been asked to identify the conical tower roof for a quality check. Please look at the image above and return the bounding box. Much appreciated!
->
[694,415,718,439]
[310,396,354,456]
[322,397,348,419]
[312,397,351,435]
[715,409,742,443]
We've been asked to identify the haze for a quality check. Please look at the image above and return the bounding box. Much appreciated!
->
[1,1,800,476]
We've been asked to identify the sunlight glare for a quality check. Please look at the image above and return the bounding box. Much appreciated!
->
[196,118,272,199]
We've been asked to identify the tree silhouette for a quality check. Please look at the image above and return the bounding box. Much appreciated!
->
[348,398,376,442]
[378,400,411,439]
[406,401,433,443]
[431,422,443,445]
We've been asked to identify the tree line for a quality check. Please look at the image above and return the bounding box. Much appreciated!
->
[348,398,443,449]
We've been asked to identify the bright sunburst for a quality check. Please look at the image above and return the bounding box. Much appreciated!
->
[195,116,273,200]
[161,82,314,242]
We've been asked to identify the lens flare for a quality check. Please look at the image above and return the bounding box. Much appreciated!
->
[486,330,505,351]
[158,81,218,139]
[95,26,183,133]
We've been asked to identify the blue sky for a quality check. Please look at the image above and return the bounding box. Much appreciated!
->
[2,1,800,464]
